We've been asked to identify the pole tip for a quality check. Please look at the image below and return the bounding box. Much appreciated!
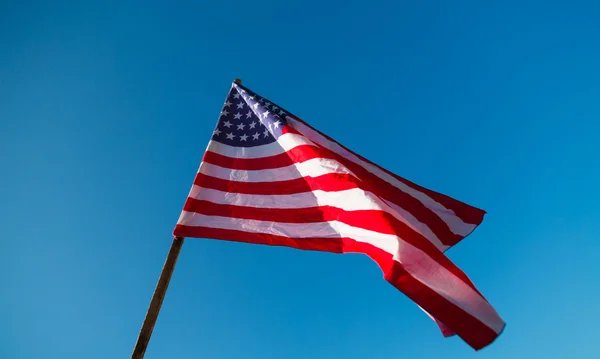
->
[234,78,242,85]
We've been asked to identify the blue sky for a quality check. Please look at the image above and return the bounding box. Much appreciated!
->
[2,0,600,358]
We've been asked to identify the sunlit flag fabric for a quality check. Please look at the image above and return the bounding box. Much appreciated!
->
[174,81,505,350]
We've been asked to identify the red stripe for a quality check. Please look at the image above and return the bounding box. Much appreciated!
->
[172,224,501,350]
[204,134,465,247]
[203,142,337,171]
[182,197,484,297]
[203,147,296,170]
[174,224,345,253]
[286,117,487,226]
[193,172,361,195]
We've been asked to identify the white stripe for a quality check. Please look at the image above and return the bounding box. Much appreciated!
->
[184,185,448,251]
[205,140,282,159]
[383,199,447,251]
[189,186,370,210]
[198,157,355,182]
[205,132,312,159]
[287,117,478,237]
[177,213,504,333]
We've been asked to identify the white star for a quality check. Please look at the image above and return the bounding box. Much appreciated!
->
[237,123,246,130]
[223,120,232,128]
[224,100,232,107]
[273,120,281,129]
[259,98,264,103]
[213,128,222,136]
[240,134,248,141]
[233,93,241,99]
[264,101,272,108]
[268,122,272,131]
[226,133,235,140]
[236,102,244,109]
[263,129,269,137]
[249,121,257,129]
[262,110,270,118]
[253,102,259,110]
[241,89,246,94]
[246,110,253,119]
[233,113,242,120]
[252,132,260,140]
[272,105,279,111]
[248,96,254,101]
[278,109,285,115]
[221,109,229,117]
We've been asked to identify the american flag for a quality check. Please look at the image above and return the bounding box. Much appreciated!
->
[174,81,505,350]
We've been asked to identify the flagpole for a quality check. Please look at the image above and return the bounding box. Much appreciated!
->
[131,236,184,359]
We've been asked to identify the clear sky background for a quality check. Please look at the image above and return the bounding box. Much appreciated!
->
[2,1,600,358]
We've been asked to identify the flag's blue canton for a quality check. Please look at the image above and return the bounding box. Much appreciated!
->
[211,83,291,148]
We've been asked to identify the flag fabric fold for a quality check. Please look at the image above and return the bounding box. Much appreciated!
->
[174,81,505,350]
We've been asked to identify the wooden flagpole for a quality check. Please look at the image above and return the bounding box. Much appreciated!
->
[131,236,184,359]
